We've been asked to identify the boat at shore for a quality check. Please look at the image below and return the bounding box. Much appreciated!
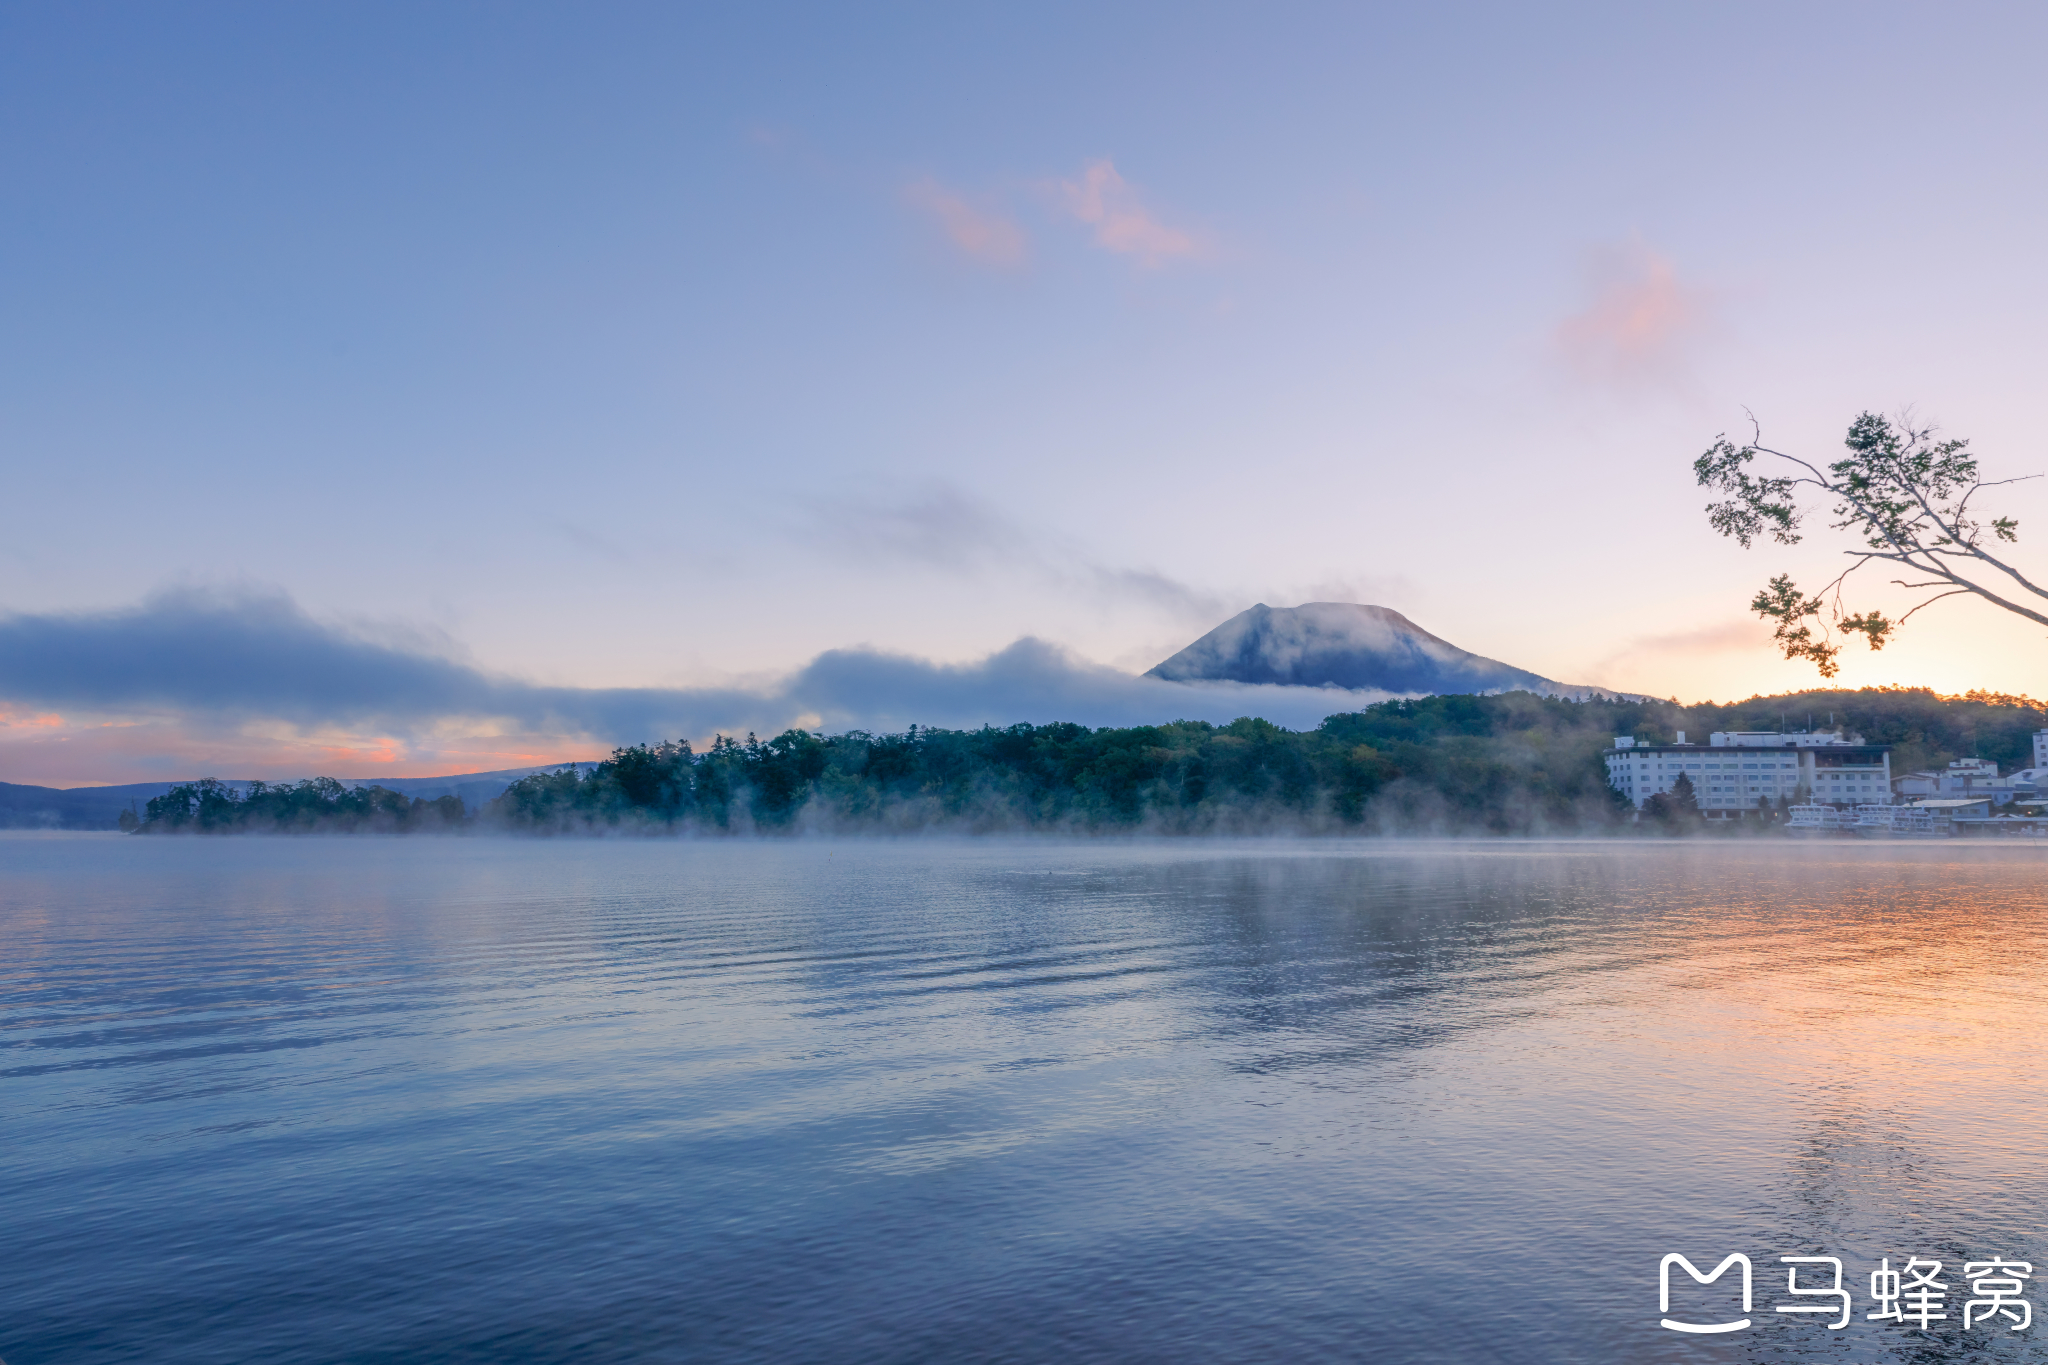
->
[1851,804,1944,838]
[1786,803,1949,838]
[1786,804,1847,836]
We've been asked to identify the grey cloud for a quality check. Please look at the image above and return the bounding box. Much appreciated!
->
[0,589,1404,746]
[1079,566,1228,622]
[801,484,1420,632]
[781,637,1396,733]
[804,484,1031,572]
[801,482,1229,623]
[0,589,753,739]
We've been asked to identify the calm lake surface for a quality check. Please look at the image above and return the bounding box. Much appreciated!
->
[3,835,2044,1364]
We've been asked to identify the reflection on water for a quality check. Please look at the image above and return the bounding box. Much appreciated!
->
[2,836,2044,1363]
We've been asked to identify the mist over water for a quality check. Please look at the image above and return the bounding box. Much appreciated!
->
[3,836,2042,1363]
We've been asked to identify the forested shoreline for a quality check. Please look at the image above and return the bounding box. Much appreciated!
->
[126,777,468,834]
[122,685,2048,837]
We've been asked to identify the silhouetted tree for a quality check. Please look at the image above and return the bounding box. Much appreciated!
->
[133,778,469,834]
[1697,412,2041,675]
[1669,771,1700,816]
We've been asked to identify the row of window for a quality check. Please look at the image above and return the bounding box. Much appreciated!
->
[1621,775,1796,782]
[1621,774,1877,784]
[1616,764,1882,771]
[1615,764,1887,773]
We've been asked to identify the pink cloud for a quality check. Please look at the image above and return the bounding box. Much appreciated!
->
[905,178,1029,267]
[1056,160,1200,265]
[1554,242,1715,389]
[0,710,603,787]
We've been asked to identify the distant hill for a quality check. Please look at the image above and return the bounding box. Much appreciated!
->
[1146,602,1613,697]
[319,766,598,809]
[0,780,176,831]
[0,763,597,831]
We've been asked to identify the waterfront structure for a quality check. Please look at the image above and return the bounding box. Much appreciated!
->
[1795,802,1960,837]
[2036,728,2048,770]
[1909,797,1994,825]
[1893,757,2024,806]
[1603,730,1892,817]
[1786,804,1846,832]
[1852,805,1939,837]
[1950,811,2048,837]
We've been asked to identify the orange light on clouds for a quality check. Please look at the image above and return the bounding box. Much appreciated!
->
[1552,239,1718,396]
[312,738,406,768]
[0,709,607,789]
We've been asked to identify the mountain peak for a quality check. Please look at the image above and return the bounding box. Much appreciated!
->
[1145,602,1567,695]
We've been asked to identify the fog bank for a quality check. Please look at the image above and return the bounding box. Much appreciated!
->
[0,591,1407,780]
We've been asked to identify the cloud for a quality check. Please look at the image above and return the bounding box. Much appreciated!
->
[0,589,1405,784]
[799,481,1229,623]
[811,483,1032,571]
[1082,566,1226,620]
[0,707,598,788]
[1553,241,1715,390]
[905,177,1029,267]
[784,638,1395,734]
[1586,619,1771,683]
[1055,160,1200,265]
[798,484,1426,640]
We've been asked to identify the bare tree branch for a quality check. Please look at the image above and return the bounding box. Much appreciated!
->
[1896,589,1972,624]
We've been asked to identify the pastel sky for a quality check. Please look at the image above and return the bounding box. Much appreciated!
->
[8,2,2048,785]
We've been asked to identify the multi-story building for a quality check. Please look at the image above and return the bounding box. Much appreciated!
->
[2034,729,2048,771]
[1603,730,1893,817]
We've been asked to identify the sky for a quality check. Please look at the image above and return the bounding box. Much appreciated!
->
[8,1,2048,785]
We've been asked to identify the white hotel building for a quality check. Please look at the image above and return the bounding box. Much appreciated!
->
[1604,730,1893,816]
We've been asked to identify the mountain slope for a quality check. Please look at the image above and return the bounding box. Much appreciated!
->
[1146,602,1586,696]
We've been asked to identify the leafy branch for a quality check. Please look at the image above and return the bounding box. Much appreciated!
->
[1695,411,2045,676]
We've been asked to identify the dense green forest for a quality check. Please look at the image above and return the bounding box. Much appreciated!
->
[125,686,2048,836]
[487,700,1619,834]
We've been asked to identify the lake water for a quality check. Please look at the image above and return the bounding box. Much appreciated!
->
[3,835,2045,1364]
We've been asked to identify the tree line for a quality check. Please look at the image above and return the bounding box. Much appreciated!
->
[483,693,1639,834]
[123,686,2048,836]
[125,777,469,834]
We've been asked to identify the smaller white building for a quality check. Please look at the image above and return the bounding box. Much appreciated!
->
[1894,757,2023,806]
[2034,728,2048,771]
[1910,797,1995,822]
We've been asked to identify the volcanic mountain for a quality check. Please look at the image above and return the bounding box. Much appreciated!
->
[1146,602,1595,697]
